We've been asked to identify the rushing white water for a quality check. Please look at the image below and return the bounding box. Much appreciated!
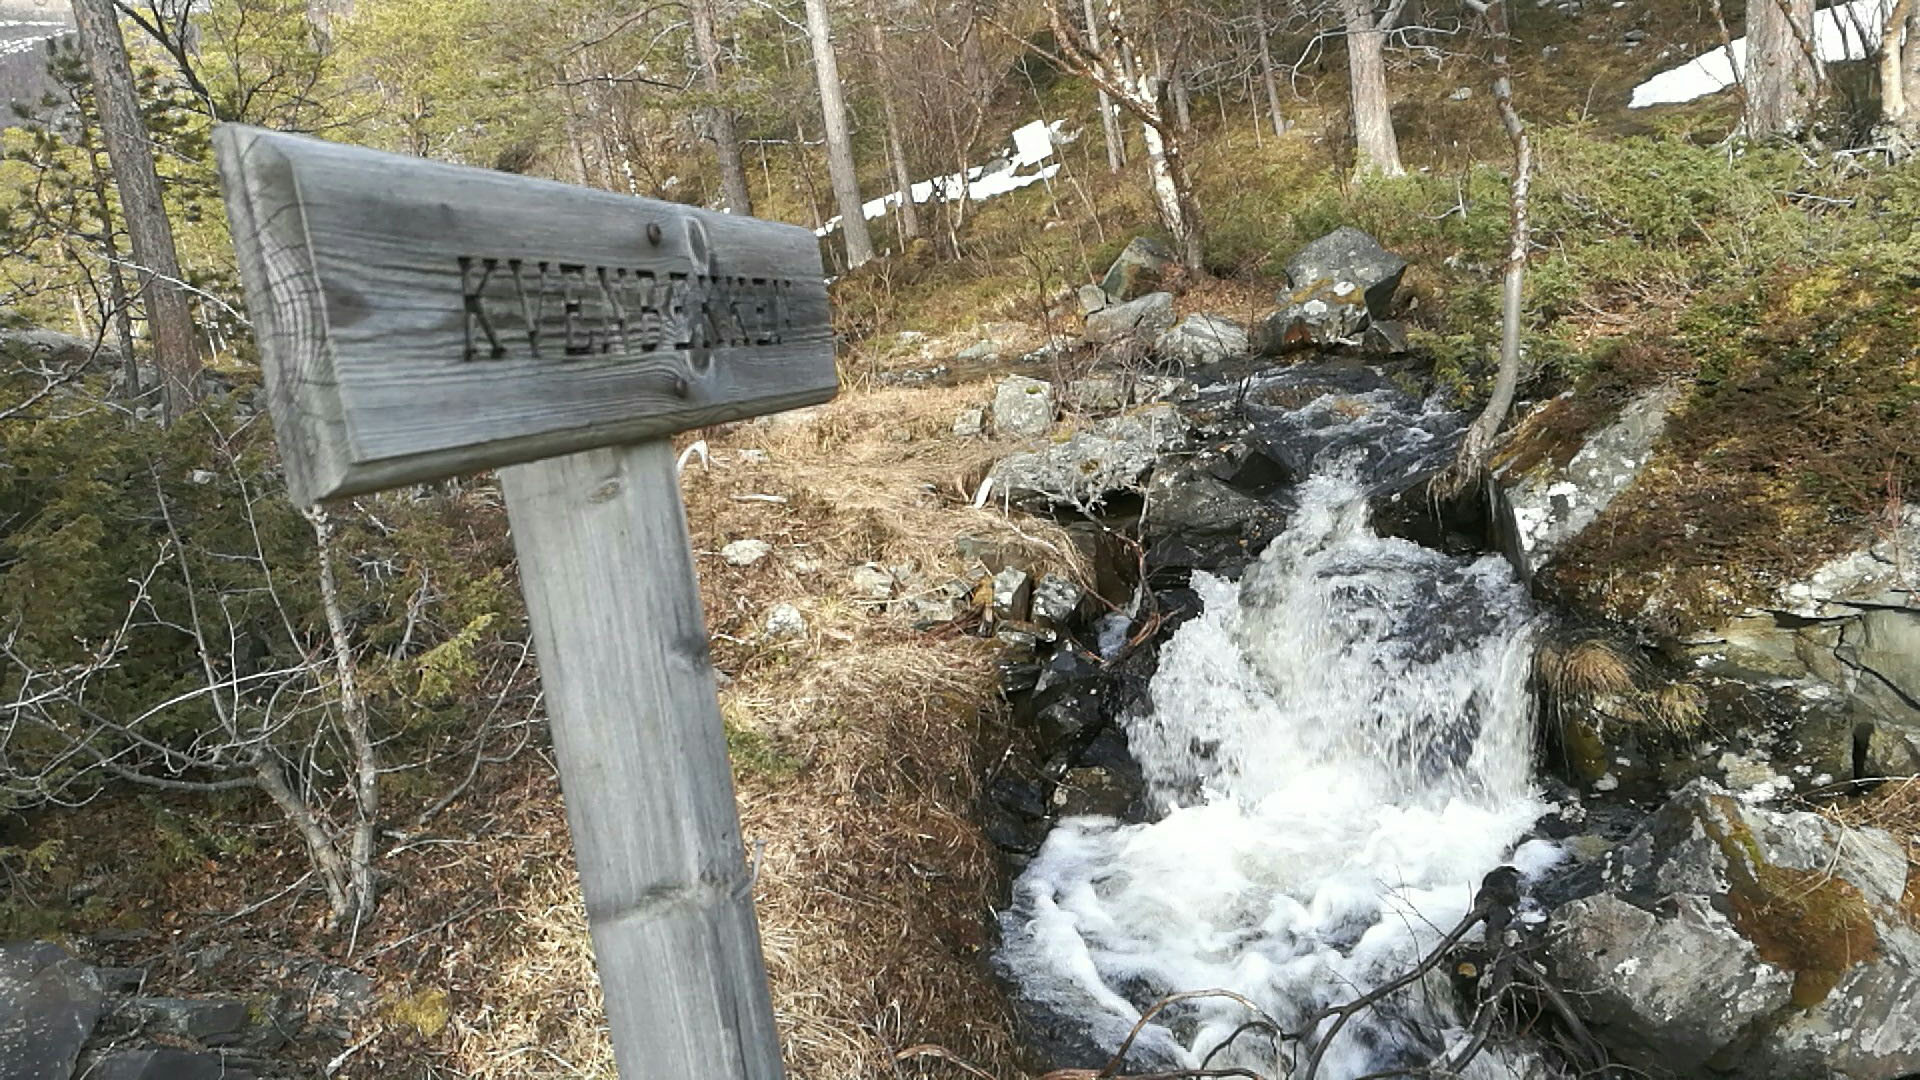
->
[996,459,1557,1078]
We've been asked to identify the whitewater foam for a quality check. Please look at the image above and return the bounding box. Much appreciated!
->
[997,465,1553,1078]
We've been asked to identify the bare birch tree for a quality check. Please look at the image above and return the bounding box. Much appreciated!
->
[803,0,875,266]
[1448,0,1530,489]
[1004,0,1206,270]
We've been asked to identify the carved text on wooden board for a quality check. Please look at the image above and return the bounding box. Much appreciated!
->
[459,257,798,362]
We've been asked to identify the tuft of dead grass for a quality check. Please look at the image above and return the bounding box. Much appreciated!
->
[1537,638,1635,701]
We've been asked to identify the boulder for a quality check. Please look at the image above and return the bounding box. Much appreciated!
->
[1098,236,1175,301]
[1084,291,1175,345]
[1153,314,1248,366]
[1283,225,1407,317]
[1361,319,1410,355]
[1548,779,1920,1079]
[1064,375,1130,415]
[1076,284,1113,315]
[952,407,986,437]
[1252,280,1371,354]
[955,340,1001,363]
[992,375,1055,437]
[1494,386,1679,580]
[0,941,106,1080]
[0,327,121,375]
[989,404,1187,509]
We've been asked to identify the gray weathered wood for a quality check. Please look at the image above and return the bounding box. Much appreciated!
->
[212,124,835,504]
[501,439,784,1080]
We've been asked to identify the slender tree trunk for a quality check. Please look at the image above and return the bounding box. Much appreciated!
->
[252,750,356,925]
[1257,0,1287,135]
[71,0,199,420]
[1340,0,1404,176]
[1166,45,1193,132]
[1449,0,1530,490]
[1084,0,1125,170]
[81,126,139,396]
[1744,0,1817,136]
[1140,109,1203,270]
[306,506,380,932]
[869,16,920,239]
[1907,3,1920,100]
[1880,0,1914,125]
[802,0,873,267]
[690,0,754,215]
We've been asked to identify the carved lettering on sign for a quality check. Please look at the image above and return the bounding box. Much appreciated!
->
[460,256,796,363]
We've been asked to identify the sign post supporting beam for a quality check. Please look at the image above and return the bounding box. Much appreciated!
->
[213,124,838,1079]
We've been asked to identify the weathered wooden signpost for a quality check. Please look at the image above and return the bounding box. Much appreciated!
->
[212,125,837,1079]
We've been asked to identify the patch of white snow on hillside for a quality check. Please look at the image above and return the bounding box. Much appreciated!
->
[816,118,1073,237]
[1629,0,1891,109]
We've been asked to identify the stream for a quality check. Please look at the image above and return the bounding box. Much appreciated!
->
[994,383,1561,1078]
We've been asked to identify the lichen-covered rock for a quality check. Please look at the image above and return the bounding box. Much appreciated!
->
[1098,236,1174,301]
[1283,226,1408,318]
[1251,280,1371,354]
[1083,291,1175,345]
[1548,779,1920,1079]
[721,538,772,566]
[993,375,1055,437]
[1494,386,1679,580]
[952,407,986,437]
[988,404,1187,509]
[1153,313,1247,366]
[1550,893,1794,1075]
[1776,503,1919,617]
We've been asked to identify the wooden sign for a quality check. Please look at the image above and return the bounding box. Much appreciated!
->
[212,125,835,504]
[214,125,834,1080]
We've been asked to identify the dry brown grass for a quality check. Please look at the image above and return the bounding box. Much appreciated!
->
[440,379,1087,1079]
[1537,638,1635,701]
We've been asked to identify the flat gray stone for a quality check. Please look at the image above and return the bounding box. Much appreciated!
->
[721,539,772,567]
[89,1049,243,1080]
[952,407,986,438]
[1496,386,1679,578]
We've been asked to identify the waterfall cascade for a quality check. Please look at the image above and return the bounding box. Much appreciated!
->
[995,390,1561,1079]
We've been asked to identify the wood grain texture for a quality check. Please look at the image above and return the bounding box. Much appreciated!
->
[500,439,784,1080]
[212,124,836,504]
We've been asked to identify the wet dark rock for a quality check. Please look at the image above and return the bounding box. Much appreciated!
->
[0,941,105,1080]
[1031,575,1086,627]
[1142,467,1289,572]
[1283,226,1408,318]
[1099,236,1174,301]
[1362,319,1411,355]
[1369,469,1501,557]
